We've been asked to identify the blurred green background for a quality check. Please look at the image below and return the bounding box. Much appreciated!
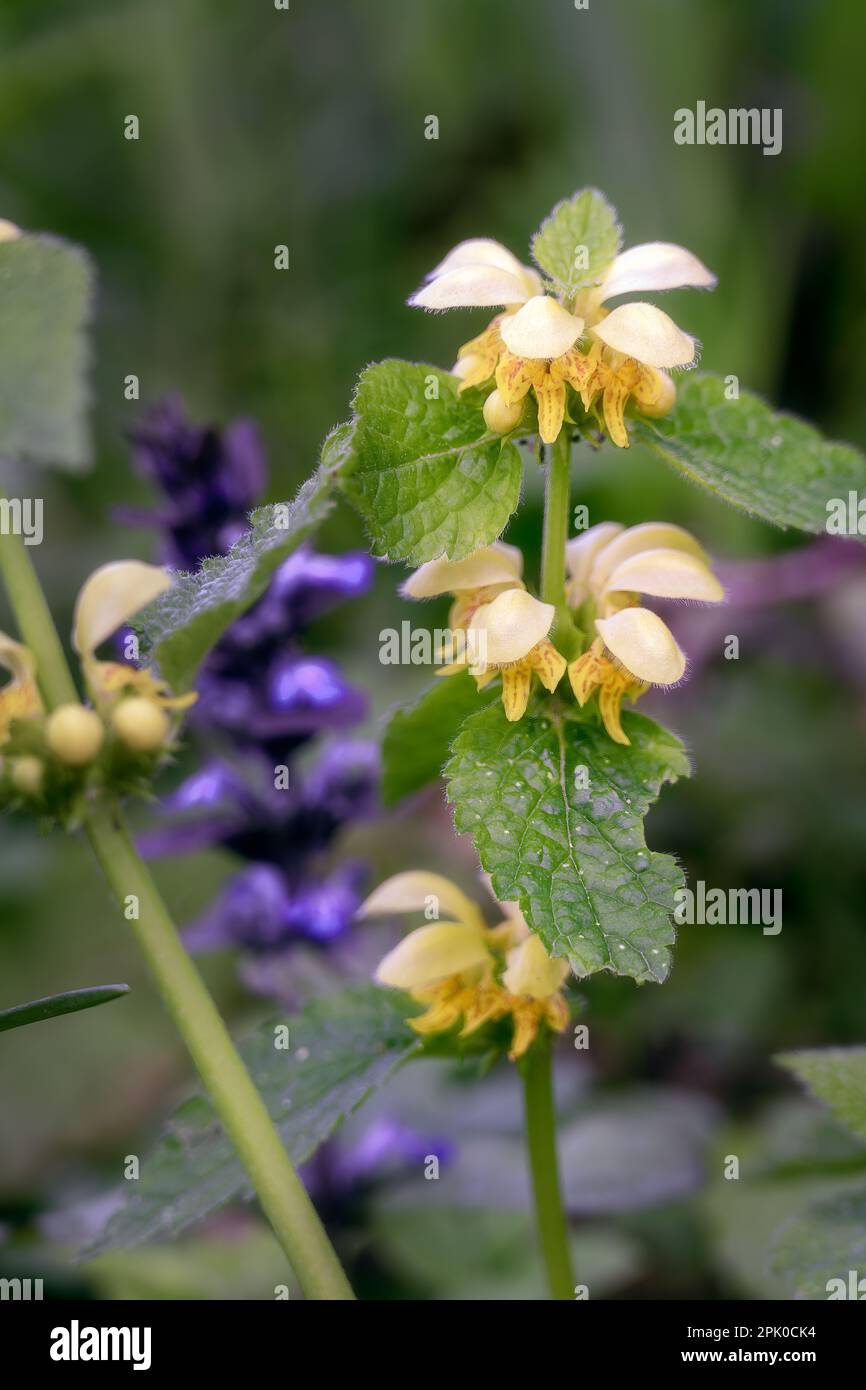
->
[2,0,866,1299]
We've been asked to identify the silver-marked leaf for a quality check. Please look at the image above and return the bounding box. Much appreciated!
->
[633,374,866,538]
[530,188,621,297]
[339,360,523,565]
[135,470,334,691]
[769,1188,866,1299]
[0,233,93,470]
[775,1047,866,1146]
[445,698,690,982]
[85,985,420,1256]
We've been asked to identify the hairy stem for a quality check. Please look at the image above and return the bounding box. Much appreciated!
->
[0,524,355,1300]
[540,430,571,607]
[522,1037,575,1300]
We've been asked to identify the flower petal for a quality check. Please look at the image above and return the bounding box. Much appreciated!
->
[591,302,696,368]
[72,561,173,658]
[500,296,584,359]
[565,522,624,606]
[503,934,570,1000]
[358,870,485,932]
[0,630,36,685]
[375,920,492,990]
[501,661,532,721]
[605,547,725,603]
[401,543,523,599]
[428,238,529,281]
[599,241,716,302]
[470,589,555,665]
[590,522,708,596]
[410,264,532,310]
[0,219,21,242]
[596,607,686,685]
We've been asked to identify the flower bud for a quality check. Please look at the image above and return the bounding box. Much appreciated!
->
[46,704,105,767]
[483,389,523,434]
[10,755,44,796]
[111,696,170,752]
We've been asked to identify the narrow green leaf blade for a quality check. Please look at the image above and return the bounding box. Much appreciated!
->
[135,471,334,691]
[382,672,496,806]
[85,985,420,1256]
[339,360,523,565]
[769,1188,866,1299]
[446,698,690,983]
[530,188,622,297]
[0,983,129,1034]
[0,233,93,470]
[633,374,866,537]
[775,1047,866,1145]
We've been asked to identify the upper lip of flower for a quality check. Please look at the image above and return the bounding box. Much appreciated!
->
[467,589,556,668]
[408,237,542,311]
[401,541,524,599]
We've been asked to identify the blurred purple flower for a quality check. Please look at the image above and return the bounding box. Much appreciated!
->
[125,398,379,976]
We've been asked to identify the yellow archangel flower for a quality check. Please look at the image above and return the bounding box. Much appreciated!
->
[0,632,43,745]
[410,233,714,447]
[565,522,725,744]
[359,871,570,1061]
[400,540,525,631]
[72,561,197,711]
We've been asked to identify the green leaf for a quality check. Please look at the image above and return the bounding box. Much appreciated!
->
[633,374,866,537]
[769,1187,866,1299]
[530,188,622,297]
[775,1047,866,1145]
[0,233,93,470]
[136,471,334,691]
[0,983,129,1034]
[445,697,690,983]
[85,985,420,1256]
[382,672,496,806]
[339,360,523,565]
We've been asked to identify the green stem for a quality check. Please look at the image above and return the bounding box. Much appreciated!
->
[521,1037,575,1300]
[540,430,571,606]
[0,525,354,1300]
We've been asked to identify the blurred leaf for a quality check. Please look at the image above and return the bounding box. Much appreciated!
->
[0,233,93,471]
[89,1227,297,1301]
[339,361,523,565]
[446,697,690,982]
[634,374,866,537]
[86,985,420,1256]
[531,188,621,296]
[0,983,129,1034]
[769,1188,866,1299]
[776,1047,866,1145]
[135,472,335,691]
[381,671,495,806]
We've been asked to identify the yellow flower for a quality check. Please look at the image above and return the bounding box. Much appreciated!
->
[410,228,714,448]
[440,588,566,722]
[565,522,724,743]
[73,561,196,711]
[401,542,524,631]
[0,632,42,745]
[360,871,570,1061]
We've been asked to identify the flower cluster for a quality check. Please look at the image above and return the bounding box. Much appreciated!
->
[399,524,724,740]
[360,872,570,1061]
[0,561,192,819]
[129,401,379,978]
[410,231,714,446]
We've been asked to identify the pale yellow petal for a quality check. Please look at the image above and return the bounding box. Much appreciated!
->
[591,302,696,368]
[429,238,527,281]
[375,921,492,990]
[501,662,532,721]
[599,241,716,302]
[0,630,37,684]
[590,523,708,596]
[596,607,686,685]
[535,375,566,444]
[410,264,532,310]
[401,543,523,599]
[530,639,567,693]
[604,547,725,603]
[72,561,173,658]
[503,934,570,1000]
[358,871,485,931]
[470,589,555,665]
[500,296,584,360]
[0,219,22,242]
[565,522,624,606]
